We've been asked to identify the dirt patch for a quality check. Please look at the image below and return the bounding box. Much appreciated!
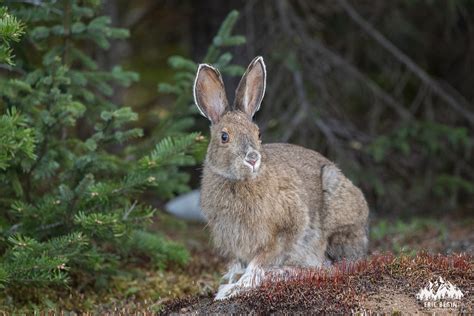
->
[362,288,466,315]
[363,289,422,314]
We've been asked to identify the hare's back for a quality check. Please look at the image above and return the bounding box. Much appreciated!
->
[263,143,332,219]
[263,143,332,174]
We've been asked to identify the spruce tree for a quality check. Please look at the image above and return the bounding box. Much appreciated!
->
[0,0,199,291]
[0,2,246,303]
[0,7,24,66]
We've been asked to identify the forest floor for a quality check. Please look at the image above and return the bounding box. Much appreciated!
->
[107,211,473,314]
[5,212,472,314]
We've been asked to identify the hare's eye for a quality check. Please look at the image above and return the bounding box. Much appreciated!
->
[258,132,261,140]
[221,131,229,143]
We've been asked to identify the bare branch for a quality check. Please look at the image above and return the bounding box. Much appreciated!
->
[336,0,474,125]
[280,0,412,120]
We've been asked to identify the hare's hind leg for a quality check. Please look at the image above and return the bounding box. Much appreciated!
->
[326,225,368,262]
[321,165,369,262]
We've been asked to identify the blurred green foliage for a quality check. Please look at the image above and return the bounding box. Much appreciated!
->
[371,217,448,255]
[367,121,473,199]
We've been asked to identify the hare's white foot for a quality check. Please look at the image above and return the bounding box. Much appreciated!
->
[215,263,265,300]
[215,283,237,300]
[222,261,245,284]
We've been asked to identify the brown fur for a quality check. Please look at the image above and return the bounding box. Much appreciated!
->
[194,57,369,298]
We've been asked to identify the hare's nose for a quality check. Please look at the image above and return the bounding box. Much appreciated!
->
[245,151,260,165]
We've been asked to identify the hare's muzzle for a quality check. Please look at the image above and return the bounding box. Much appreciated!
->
[244,150,261,172]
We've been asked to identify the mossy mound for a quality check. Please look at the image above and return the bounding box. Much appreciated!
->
[162,253,473,314]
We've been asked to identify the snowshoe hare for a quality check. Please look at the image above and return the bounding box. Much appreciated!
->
[193,56,369,300]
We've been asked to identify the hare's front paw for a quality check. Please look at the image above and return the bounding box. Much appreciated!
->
[237,264,265,288]
[214,263,265,300]
[215,283,239,300]
[222,261,245,284]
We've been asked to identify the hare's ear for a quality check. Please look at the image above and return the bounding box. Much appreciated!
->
[193,64,229,124]
[234,56,266,118]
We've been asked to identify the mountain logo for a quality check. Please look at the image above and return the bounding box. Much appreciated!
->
[416,276,464,303]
